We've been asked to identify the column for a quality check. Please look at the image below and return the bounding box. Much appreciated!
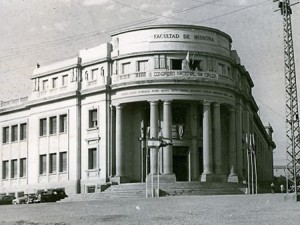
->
[163,100,173,174]
[201,101,213,180]
[228,107,239,182]
[235,102,244,180]
[150,101,159,174]
[115,104,125,177]
[213,102,222,174]
[109,105,116,178]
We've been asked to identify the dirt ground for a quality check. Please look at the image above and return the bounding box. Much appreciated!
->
[0,193,299,225]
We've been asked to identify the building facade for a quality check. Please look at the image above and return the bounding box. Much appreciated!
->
[0,25,275,196]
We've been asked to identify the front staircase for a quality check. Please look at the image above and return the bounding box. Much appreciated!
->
[61,182,245,202]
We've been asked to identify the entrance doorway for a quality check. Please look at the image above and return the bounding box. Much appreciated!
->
[173,147,189,181]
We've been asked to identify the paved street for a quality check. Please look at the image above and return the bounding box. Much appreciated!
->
[0,194,299,225]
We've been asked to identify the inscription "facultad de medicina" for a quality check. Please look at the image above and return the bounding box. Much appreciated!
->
[153,33,214,42]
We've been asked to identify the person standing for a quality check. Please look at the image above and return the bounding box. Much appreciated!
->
[280,184,284,193]
[271,182,275,194]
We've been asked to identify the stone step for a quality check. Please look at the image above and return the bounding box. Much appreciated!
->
[61,182,245,202]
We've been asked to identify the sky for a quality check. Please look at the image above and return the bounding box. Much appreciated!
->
[0,0,300,165]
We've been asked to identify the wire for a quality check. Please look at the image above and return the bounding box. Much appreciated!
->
[195,0,271,24]
[0,0,270,61]
[0,0,221,60]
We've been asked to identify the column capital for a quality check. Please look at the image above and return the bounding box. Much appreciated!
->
[163,100,172,104]
[213,102,221,107]
[203,100,212,107]
[115,104,125,109]
[148,100,159,105]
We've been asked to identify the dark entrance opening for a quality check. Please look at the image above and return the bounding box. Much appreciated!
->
[173,146,188,181]
[199,147,203,175]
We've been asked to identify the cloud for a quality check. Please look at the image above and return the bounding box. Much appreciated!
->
[162,10,173,17]
[105,3,115,11]
[29,27,36,32]
[57,0,71,3]
[54,22,67,31]
[42,25,51,31]
[140,3,150,10]
[82,0,111,6]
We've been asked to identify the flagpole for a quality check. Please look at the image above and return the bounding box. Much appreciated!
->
[246,134,250,194]
[254,152,258,194]
[252,134,258,194]
[250,139,254,194]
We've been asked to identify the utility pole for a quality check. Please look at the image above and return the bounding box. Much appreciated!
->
[274,0,300,201]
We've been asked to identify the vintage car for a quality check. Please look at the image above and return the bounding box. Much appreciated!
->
[54,188,68,201]
[0,195,15,205]
[12,195,28,204]
[36,189,68,203]
[12,194,38,204]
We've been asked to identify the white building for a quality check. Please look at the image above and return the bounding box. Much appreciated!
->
[0,25,275,196]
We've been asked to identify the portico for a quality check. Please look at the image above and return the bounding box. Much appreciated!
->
[110,99,238,184]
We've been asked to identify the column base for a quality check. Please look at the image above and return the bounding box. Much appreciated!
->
[227,174,239,183]
[146,173,176,183]
[145,174,176,197]
[110,176,129,184]
[201,173,227,182]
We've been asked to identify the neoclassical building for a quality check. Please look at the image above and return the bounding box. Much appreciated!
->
[0,24,275,196]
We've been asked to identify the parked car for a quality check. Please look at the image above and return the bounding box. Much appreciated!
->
[0,195,15,205]
[53,188,68,201]
[35,188,68,203]
[27,193,38,204]
[36,189,62,203]
[12,194,38,204]
[12,195,29,204]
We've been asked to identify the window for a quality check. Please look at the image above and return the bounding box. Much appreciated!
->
[42,80,48,91]
[207,58,216,72]
[59,152,67,172]
[62,75,68,86]
[39,154,47,175]
[20,123,27,140]
[88,148,97,169]
[59,114,67,133]
[227,67,231,76]
[49,116,57,135]
[171,59,182,70]
[2,127,9,143]
[52,77,58,88]
[189,60,203,71]
[137,60,148,72]
[115,61,118,74]
[2,161,9,179]
[91,69,99,80]
[40,118,47,136]
[122,63,130,74]
[20,158,26,177]
[11,125,18,142]
[11,159,17,178]
[154,55,166,69]
[89,109,98,128]
[49,153,57,174]
[218,63,226,75]
[87,186,96,193]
